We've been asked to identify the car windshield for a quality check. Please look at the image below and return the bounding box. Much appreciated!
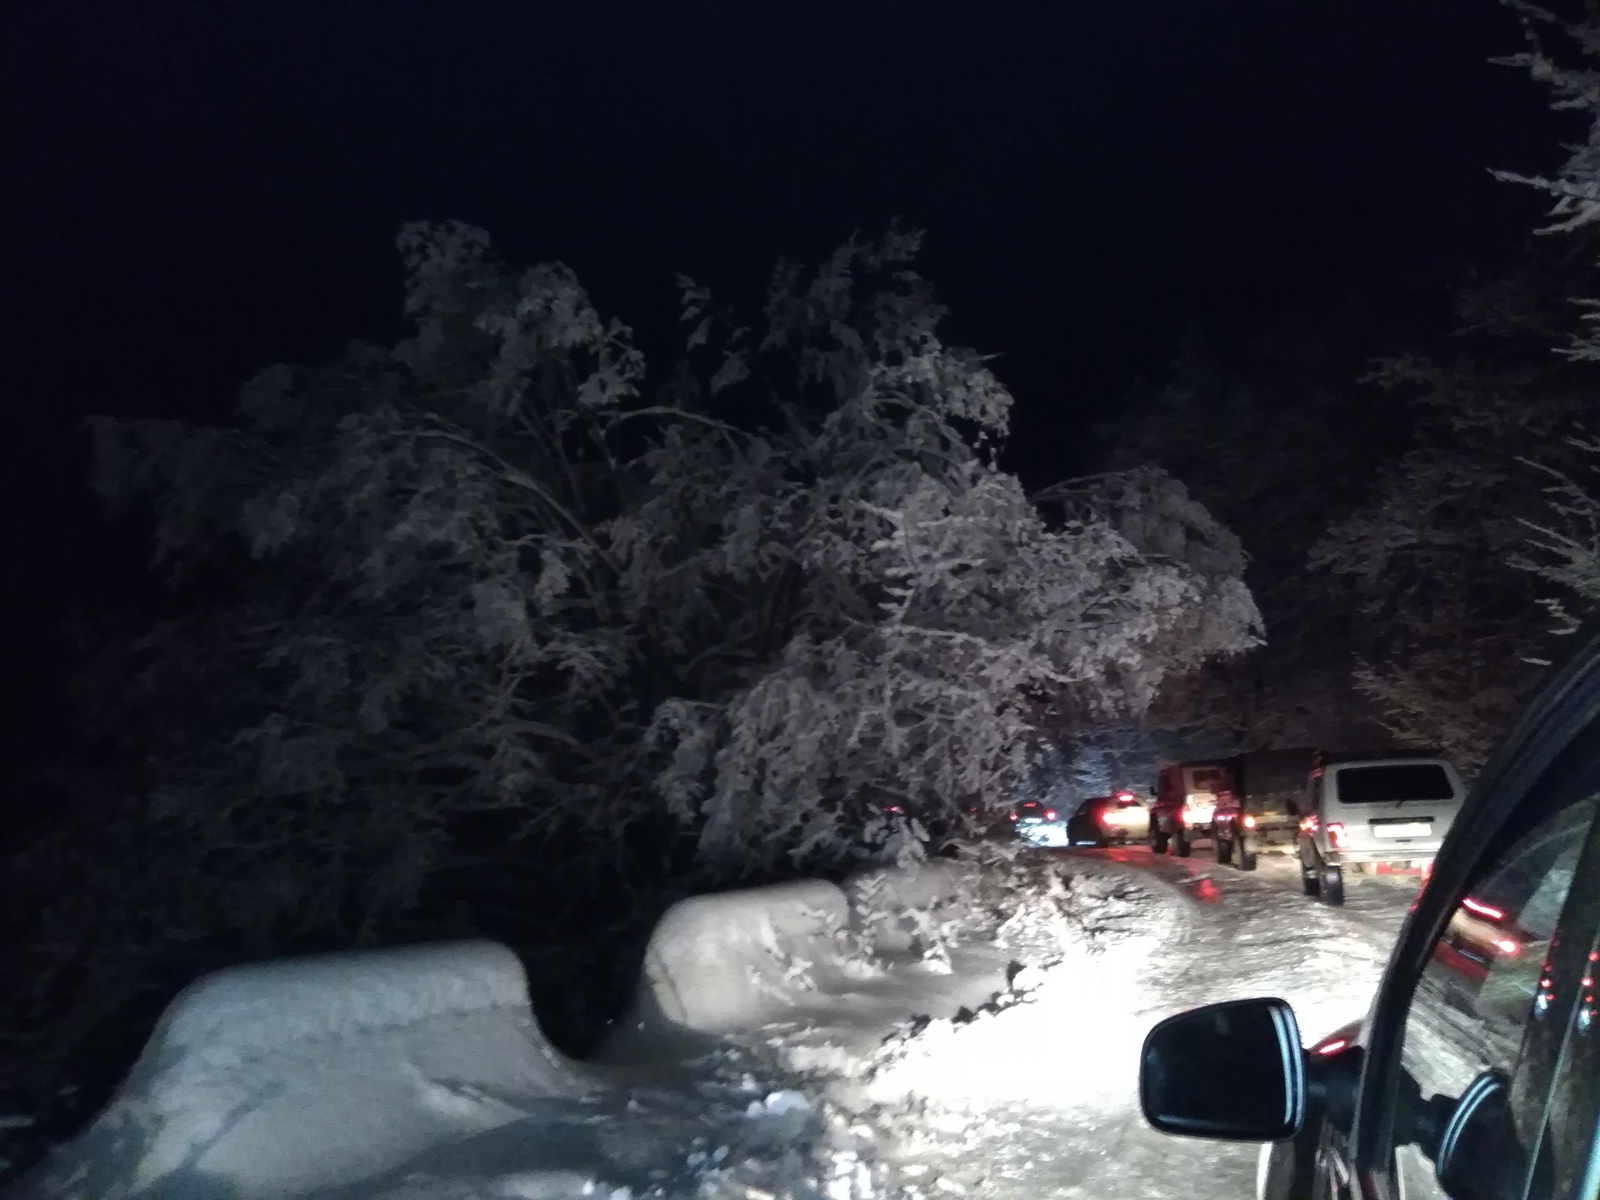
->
[1334,763,1453,804]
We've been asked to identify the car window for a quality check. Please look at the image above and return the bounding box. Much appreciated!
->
[1334,763,1455,804]
[1389,794,1599,1200]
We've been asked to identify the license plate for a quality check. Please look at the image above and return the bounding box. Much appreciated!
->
[1371,821,1432,839]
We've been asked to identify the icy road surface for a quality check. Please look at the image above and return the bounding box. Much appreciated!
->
[7,848,1416,1200]
[846,847,1415,1200]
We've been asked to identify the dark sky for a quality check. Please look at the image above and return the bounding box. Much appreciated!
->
[0,0,1566,778]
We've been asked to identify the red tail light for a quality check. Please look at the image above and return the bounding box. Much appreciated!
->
[1009,812,1018,822]
[1242,815,1257,829]
[1327,821,1349,849]
[1115,791,1135,802]
[1045,809,1057,821]
[1493,938,1521,956]
[1315,1038,1349,1056]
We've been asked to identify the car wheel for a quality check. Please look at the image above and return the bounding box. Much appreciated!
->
[1173,829,1191,857]
[1321,864,1345,906]
[1150,829,1168,854]
[1214,832,1232,864]
[1237,837,1258,872]
[1301,861,1321,897]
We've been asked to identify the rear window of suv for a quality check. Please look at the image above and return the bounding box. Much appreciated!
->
[1334,763,1454,804]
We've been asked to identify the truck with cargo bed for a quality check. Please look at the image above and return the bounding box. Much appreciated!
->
[1152,748,1318,868]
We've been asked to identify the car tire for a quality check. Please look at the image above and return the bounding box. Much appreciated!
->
[1214,832,1232,864]
[1228,838,1254,876]
[1301,861,1321,897]
[1173,829,1191,857]
[1150,828,1169,854]
[1321,864,1345,907]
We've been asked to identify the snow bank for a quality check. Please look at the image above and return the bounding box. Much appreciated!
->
[621,880,880,1041]
[10,940,595,1200]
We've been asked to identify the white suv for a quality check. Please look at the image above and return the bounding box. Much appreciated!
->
[1296,753,1466,905]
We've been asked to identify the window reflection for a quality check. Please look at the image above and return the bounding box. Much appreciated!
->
[1392,797,1597,1199]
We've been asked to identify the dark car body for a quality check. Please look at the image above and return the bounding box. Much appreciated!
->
[1209,748,1319,871]
[1066,792,1148,847]
[1011,798,1068,847]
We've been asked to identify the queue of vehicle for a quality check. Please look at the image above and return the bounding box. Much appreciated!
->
[1136,630,1600,1200]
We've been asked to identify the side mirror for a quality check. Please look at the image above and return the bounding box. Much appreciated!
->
[1140,997,1306,1141]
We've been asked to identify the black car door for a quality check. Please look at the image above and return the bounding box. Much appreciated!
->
[1326,634,1600,1200]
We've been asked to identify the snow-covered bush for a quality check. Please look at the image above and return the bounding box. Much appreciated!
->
[79,222,1259,945]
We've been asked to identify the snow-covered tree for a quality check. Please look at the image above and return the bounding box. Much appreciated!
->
[1095,323,1396,751]
[1306,271,1594,768]
[1488,3,1600,629]
[76,223,1260,954]
[1303,4,1600,767]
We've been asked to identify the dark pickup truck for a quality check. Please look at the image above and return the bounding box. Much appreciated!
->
[1209,748,1318,871]
[1152,748,1317,868]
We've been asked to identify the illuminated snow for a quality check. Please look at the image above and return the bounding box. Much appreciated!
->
[6,853,1414,1200]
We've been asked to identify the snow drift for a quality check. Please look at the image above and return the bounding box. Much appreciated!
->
[623,880,871,1039]
[9,941,595,1200]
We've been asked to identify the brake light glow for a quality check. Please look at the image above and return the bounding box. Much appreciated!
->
[1009,812,1018,822]
[1493,938,1521,956]
[1242,815,1257,829]
[1300,815,1319,833]
[1045,809,1057,822]
[1327,821,1349,849]
[1116,790,1135,802]
[1462,897,1505,922]
[1315,1039,1349,1056]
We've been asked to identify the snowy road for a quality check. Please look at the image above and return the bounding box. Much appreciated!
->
[774,846,1417,1200]
[9,847,1419,1200]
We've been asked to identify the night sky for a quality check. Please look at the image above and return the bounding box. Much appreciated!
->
[0,0,1566,781]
